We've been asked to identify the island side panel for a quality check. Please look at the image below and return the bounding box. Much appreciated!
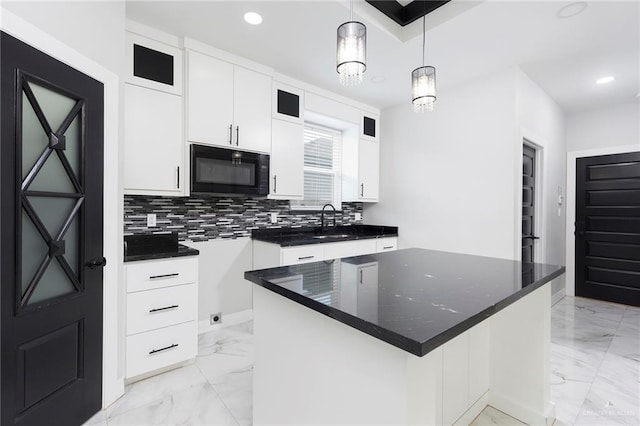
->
[252,286,441,425]
[489,282,552,425]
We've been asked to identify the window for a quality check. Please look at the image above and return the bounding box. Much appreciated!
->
[291,123,342,210]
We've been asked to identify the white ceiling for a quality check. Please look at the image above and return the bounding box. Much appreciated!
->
[126,0,639,113]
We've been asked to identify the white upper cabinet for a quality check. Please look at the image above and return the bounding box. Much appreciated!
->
[186,50,271,153]
[358,139,380,201]
[124,84,184,195]
[186,50,234,147]
[360,112,379,142]
[270,119,304,200]
[342,137,380,203]
[273,82,304,124]
[126,32,183,96]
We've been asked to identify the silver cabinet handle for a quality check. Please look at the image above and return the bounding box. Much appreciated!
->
[361,183,364,197]
[149,343,179,355]
[273,175,277,193]
[359,269,363,284]
[176,166,180,189]
[228,124,233,145]
[149,273,179,280]
[298,255,315,260]
[236,126,239,146]
[149,304,179,313]
[382,246,394,250]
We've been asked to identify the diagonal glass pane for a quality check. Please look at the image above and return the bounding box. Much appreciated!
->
[21,91,49,180]
[63,114,81,181]
[62,212,80,277]
[29,82,76,133]
[28,151,76,193]
[27,196,75,239]
[21,210,48,298]
[27,256,76,305]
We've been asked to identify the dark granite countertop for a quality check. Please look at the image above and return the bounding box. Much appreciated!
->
[245,248,565,357]
[251,225,398,246]
[124,243,199,262]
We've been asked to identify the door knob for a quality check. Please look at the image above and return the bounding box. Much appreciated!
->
[523,235,540,240]
[86,257,107,269]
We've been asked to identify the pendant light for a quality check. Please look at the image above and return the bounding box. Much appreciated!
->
[336,0,366,86]
[411,15,436,112]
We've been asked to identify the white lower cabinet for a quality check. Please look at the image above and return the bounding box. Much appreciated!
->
[126,321,198,379]
[253,237,397,269]
[125,256,198,380]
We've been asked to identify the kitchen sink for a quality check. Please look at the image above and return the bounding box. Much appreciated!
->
[312,234,353,240]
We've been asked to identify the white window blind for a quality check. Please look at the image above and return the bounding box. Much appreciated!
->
[292,124,342,210]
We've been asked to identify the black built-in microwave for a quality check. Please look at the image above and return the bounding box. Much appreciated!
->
[190,144,269,196]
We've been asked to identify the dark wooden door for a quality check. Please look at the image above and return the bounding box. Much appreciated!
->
[576,152,640,307]
[522,145,539,264]
[1,32,105,425]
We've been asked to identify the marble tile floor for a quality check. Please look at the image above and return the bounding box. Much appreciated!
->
[84,296,639,425]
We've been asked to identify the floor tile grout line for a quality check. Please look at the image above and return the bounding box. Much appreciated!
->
[569,299,628,424]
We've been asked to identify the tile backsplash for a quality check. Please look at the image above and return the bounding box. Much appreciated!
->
[124,196,363,242]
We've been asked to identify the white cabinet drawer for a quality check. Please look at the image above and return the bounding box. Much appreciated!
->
[126,257,197,292]
[126,321,197,378]
[281,245,324,266]
[323,240,376,260]
[127,284,197,335]
[376,237,397,253]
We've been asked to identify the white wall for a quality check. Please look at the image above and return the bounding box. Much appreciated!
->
[563,100,640,296]
[516,70,566,296]
[365,67,566,272]
[183,239,253,331]
[2,1,125,75]
[566,101,640,152]
[365,68,519,260]
[1,1,126,408]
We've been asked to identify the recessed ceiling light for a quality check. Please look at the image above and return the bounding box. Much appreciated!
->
[244,12,262,25]
[371,76,386,84]
[557,2,588,19]
[596,76,615,85]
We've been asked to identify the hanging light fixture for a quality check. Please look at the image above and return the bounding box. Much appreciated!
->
[336,0,366,86]
[411,15,436,112]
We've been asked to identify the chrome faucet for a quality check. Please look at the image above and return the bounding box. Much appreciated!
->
[320,203,337,231]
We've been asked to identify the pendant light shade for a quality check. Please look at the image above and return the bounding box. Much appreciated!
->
[412,66,436,112]
[412,16,436,112]
[336,1,366,86]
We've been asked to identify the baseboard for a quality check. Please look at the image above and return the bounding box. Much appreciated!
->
[489,391,549,425]
[102,377,124,409]
[551,289,565,306]
[198,309,253,334]
[454,391,489,425]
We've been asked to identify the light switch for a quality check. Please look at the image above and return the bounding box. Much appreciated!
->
[147,213,157,227]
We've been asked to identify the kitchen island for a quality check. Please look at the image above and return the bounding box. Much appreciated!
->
[245,248,565,425]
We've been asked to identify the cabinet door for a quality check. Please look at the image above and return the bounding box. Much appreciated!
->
[124,84,183,194]
[186,50,234,147]
[270,119,303,200]
[233,66,272,153]
[358,139,379,201]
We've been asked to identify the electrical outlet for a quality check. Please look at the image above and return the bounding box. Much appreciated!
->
[147,213,156,227]
[210,313,222,325]
[270,212,278,223]
[355,212,362,221]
